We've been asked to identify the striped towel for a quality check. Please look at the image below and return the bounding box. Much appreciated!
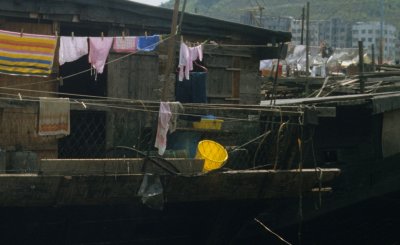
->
[38,97,70,136]
[0,29,57,77]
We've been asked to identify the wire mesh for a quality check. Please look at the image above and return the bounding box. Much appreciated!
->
[57,103,311,171]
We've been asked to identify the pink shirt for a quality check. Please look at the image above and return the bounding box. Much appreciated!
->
[88,37,113,74]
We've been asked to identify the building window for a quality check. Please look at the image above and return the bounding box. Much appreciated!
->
[353,30,359,34]
[368,29,373,34]
[361,30,366,34]
[368,38,372,42]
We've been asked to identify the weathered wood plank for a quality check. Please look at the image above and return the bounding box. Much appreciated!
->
[0,168,340,207]
[39,158,205,175]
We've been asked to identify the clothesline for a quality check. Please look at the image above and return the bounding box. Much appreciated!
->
[0,89,303,115]
[0,95,303,126]
[0,29,278,89]
[0,33,175,89]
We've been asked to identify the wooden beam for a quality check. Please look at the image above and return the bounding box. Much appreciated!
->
[0,168,340,207]
[39,158,204,175]
[161,0,180,101]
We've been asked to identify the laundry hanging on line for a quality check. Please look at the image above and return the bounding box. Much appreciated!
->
[178,41,203,81]
[59,36,88,65]
[154,101,184,156]
[38,97,70,137]
[88,37,114,75]
[0,29,57,77]
[137,35,160,52]
[113,36,137,53]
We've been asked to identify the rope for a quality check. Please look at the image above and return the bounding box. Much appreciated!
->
[273,121,288,170]
[254,218,293,245]
[0,94,306,125]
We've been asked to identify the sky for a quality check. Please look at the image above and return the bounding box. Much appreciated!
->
[129,0,168,6]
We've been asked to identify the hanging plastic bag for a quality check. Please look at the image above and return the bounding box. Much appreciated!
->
[137,174,164,210]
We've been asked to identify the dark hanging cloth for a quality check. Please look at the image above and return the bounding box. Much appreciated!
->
[175,72,207,103]
[175,72,207,121]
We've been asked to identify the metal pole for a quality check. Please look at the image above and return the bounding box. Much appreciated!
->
[162,0,181,101]
[300,6,305,45]
[305,2,310,94]
[358,41,365,93]
[371,43,376,71]
[379,0,384,65]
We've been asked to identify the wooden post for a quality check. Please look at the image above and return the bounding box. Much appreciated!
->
[178,0,187,33]
[161,0,181,101]
[371,43,375,71]
[300,6,305,45]
[358,41,365,93]
[270,43,284,105]
[305,2,310,94]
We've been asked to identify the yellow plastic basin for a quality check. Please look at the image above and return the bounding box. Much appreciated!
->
[195,140,228,172]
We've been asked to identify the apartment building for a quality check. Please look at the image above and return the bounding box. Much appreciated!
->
[352,21,397,62]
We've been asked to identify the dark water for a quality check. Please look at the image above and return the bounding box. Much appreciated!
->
[0,192,399,245]
[237,191,400,245]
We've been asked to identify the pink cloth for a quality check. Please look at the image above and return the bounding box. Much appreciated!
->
[88,37,113,74]
[112,36,137,53]
[154,102,172,156]
[59,36,88,65]
[189,45,203,62]
[178,42,190,81]
[178,43,204,81]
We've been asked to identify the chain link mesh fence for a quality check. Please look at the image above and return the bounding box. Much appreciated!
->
[57,102,315,171]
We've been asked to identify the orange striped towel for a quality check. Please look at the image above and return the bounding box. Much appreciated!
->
[38,97,70,136]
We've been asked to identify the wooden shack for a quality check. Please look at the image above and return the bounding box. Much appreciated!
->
[0,0,291,160]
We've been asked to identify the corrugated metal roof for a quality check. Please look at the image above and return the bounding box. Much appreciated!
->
[0,0,291,44]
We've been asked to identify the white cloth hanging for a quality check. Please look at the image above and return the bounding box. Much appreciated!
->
[59,36,88,65]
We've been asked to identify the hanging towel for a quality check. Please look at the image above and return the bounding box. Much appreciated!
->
[112,36,137,53]
[155,102,172,156]
[0,29,57,77]
[59,36,88,65]
[38,97,70,136]
[178,42,190,81]
[88,37,113,74]
[168,102,184,133]
[137,35,160,51]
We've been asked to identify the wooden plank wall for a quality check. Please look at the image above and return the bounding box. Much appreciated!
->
[107,53,160,101]
[206,55,233,103]
[106,52,159,149]
[205,51,261,105]
[0,19,59,159]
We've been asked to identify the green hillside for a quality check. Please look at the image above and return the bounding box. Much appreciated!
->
[161,0,400,31]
